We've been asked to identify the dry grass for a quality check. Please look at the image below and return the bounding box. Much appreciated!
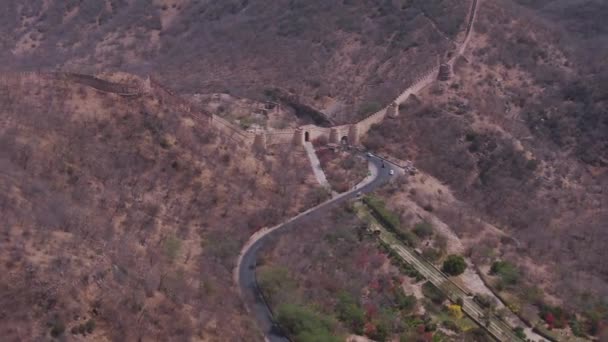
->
[317,147,368,193]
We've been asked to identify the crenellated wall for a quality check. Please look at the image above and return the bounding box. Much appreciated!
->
[265,129,298,146]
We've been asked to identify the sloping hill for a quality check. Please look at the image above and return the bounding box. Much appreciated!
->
[0,73,318,340]
[0,0,471,123]
[363,0,608,336]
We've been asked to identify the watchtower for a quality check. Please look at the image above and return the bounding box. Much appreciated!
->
[438,63,452,81]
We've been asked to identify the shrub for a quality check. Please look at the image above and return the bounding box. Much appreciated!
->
[422,281,446,305]
[441,255,467,276]
[363,196,400,233]
[358,101,382,119]
[422,247,441,262]
[413,221,434,238]
[335,292,365,334]
[378,240,423,280]
[513,326,526,339]
[474,294,497,310]
[258,266,295,304]
[367,318,390,341]
[71,319,96,336]
[276,304,340,342]
[490,260,520,287]
[569,319,585,338]
[394,289,417,312]
[50,319,65,338]
[339,156,356,170]
[448,304,463,319]
[442,320,461,332]
[333,181,351,193]
[403,314,425,330]
[164,235,181,263]
[539,304,569,330]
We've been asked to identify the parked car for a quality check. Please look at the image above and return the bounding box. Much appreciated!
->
[366,152,373,157]
[389,169,395,175]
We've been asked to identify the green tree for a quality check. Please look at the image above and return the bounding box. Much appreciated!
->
[422,281,446,304]
[490,260,520,287]
[335,292,365,334]
[369,318,390,341]
[276,304,341,342]
[363,196,400,231]
[50,319,65,338]
[513,326,526,339]
[413,221,434,238]
[442,255,467,276]
[394,289,417,312]
[258,266,295,304]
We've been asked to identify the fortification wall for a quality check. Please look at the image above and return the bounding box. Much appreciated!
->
[356,108,388,136]
[333,124,351,138]
[60,73,142,96]
[296,125,331,145]
[149,77,195,113]
[350,0,478,140]
[0,71,146,98]
[266,129,297,146]
[147,77,214,129]
[0,0,479,151]
[394,67,440,105]
[210,114,255,144]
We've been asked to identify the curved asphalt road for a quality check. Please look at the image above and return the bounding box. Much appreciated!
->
[237,155,394,341]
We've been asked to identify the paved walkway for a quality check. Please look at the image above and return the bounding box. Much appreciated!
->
[303,142,331,189]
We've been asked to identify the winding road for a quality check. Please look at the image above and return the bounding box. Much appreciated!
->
[235,1,487,340]
[236,154,395,341]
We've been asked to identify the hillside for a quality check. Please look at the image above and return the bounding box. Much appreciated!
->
[0,0,471,123]
[363,0,608,337]
[1,0,607,341]
[0,73,319,340]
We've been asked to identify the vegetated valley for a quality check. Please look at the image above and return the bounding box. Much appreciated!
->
[0,0,607,341]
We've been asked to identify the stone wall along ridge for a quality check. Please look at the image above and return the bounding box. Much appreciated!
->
[61,72,142,96]
[210,114,255,144]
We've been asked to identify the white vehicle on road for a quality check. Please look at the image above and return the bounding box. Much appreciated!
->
[389,169,395,175]
[366,152,373,157]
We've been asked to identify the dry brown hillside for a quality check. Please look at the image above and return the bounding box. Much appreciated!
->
[0,0,471,123]
[0,73,321,340]
[364,0,608,337]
